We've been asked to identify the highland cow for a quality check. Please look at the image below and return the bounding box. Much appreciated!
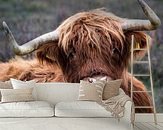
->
[0,0,161,113]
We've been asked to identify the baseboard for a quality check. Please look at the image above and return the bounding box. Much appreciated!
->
[135,113,163,122]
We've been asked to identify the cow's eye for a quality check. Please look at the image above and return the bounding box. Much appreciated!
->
[112,48,120,55]
[67,48,76,59]
[112,48,122,60]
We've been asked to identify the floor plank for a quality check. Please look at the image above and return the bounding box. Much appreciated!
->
[149,123,163,130]
[144,122,161,130]
[135,122,150,130]
[134,122,163,130]
[133,126,141,130]
[158,123,163,127]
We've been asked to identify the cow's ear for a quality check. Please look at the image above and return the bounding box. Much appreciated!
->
[124,32,151,60]
[36,41,59,65]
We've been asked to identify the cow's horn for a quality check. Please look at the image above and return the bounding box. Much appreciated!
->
[122,0,161,31]
[3,21,59,55]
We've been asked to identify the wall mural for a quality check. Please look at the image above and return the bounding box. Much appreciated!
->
[0,0,162,113]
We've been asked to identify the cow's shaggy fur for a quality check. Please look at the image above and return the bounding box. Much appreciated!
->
[0,10,152,113]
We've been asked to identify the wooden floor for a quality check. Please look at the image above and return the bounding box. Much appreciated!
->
[134,122,163,130]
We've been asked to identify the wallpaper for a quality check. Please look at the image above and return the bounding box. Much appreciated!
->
[0,0,162,113]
